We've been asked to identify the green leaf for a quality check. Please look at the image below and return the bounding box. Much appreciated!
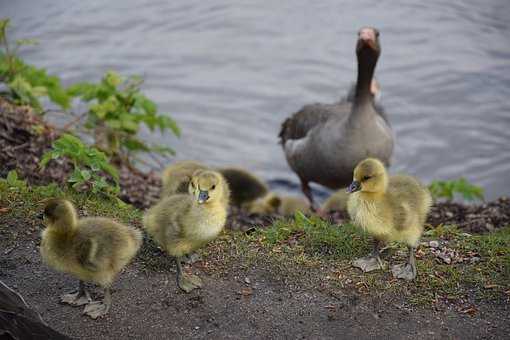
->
[104,70,122,88]
[6,170,18,184]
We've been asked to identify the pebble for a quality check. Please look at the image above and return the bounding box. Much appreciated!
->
[429,240,439,248]
[244,277,251,284]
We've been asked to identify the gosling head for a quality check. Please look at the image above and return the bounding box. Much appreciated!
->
[347,158,388,194]
[356,27,381,62]
[189,170,226,205]
[43,198,77,230]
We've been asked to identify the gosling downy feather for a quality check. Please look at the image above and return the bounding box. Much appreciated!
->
[347,158,432,280]
[322,189,349,213]
[217,167,269,207]
[144,170,229,292]
[161,160,209,196]
[40,199,142,318]
[279,27,393,206]
[245,192,311,216]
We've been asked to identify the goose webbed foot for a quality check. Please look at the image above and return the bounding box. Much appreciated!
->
[352,255,385,272]
[178,273,203,293]
[353,240,386,272]
[60,281,91,306]
[175,256,202,293]
[392,246,417,281]
[391,263,416,281]
[83,287,111,319]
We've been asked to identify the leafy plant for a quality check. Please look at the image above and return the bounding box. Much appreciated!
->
[428,178,484,202]
[3,170,28,192]
[0,18,70,112]
[40,133,120,198]
[67,71,180,161]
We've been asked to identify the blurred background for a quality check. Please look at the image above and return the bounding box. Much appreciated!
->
[2,0,510,200]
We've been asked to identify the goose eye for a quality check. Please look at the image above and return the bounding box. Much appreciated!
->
[211,185,216,190]
[363,175,372,181]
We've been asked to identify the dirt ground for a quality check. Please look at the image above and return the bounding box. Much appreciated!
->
[1,213,508,340]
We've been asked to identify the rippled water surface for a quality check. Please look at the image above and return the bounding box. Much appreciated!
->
[3,0,510,199]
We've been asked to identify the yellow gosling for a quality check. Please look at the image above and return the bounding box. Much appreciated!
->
[161,160,209,197]
[144,170,229,292]
[40,199,142,318]
[321,189,349,213]
[347,158,432,280]
[244,192,311,216]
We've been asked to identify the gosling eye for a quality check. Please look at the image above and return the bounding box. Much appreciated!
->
[362,175,372,181]
[211,185,216,190]
[190,182,195,189]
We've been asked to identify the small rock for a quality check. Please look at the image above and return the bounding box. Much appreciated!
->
[470,257,481,264]
[244,277,251,284]
[437,253,451,264]
[445,211,454,218]
[429,240,439,248]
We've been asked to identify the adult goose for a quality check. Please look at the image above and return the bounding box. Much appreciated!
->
[279,27,393,206]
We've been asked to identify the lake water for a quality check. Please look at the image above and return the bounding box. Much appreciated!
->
[3,0,510,200]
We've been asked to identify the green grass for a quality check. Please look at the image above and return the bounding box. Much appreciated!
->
[259,212,371,259]
[0,178,141,226]
[247,212,510,307]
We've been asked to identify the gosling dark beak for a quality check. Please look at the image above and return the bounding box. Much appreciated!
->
[198,190,209,204]
[347,180,361,193]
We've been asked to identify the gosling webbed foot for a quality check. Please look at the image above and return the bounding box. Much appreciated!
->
[352,255,386,272]
[83,301,110,319]
[391,262,417,281]
[178,273,203,293]
[60,290,91,306]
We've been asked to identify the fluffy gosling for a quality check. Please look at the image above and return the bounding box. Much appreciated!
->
[347,158,432,280]
[144,170,229,292]
[321,189,349,213]
[40,199,142,318]
[244,192,311,216]
[161,160,209,197]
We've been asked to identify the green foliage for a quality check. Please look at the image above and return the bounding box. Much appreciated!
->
[40,133,120,198]
[0,18,70,112]
[428,178,484,202]
[68,71,180,159]
[3,170,28,193]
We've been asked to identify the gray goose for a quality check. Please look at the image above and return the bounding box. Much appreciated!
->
[279,27,393,207]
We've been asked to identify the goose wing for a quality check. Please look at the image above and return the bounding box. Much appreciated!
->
[279,103,349,144]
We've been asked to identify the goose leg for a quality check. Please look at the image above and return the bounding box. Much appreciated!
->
[352,239,386,272]
[391,246,417,281]
[60,280,92,306]
[176,257,202,293]
[83,287,111,319]
[300,178,316,211]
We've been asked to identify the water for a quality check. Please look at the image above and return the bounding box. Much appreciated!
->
[2,0,510,200]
